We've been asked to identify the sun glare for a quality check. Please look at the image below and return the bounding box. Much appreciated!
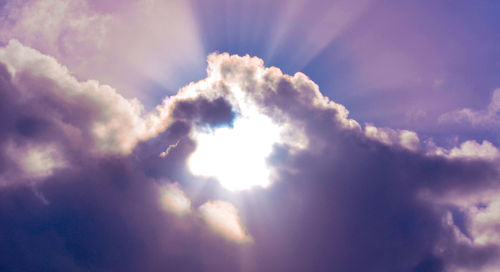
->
[188,111,281,191]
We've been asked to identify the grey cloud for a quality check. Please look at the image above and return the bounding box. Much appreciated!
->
[1,46,500,272]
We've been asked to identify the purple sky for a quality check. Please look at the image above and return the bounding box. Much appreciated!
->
[1,0,500,271]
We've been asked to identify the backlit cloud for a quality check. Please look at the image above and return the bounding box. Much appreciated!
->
[365,124,420,151]
[0,39,148,154]
[17,145,65,179]
[199,200,252,244]
[0,39,499,271]
[449,140,500,161]
[158,182,192,216]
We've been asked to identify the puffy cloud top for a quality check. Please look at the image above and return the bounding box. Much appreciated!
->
[0,39,147,154]
[0,40,500,271]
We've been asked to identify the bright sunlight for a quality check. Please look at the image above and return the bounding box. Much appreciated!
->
[188,110,281,191]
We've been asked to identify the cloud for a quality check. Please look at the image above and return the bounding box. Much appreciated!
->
[365,124,420,151]
[0,141,66,186]
[199,200,252,244]
[0,39,149,155]
[0,42,500,271]
[470,199,500,246]
[426,189,500,272]
[0,0,111,58]
[425,140,500,161]
[449,140,500,161]
[439,88,500,128]
[0,0,205,101]
[167,53,500,271]
[14,144,65,179]
[153,52,500,271]
[158,182,192,216]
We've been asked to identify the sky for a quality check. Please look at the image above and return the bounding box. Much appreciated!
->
[0,0,500,271]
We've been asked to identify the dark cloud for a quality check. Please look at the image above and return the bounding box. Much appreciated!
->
[173,97,235,127]
[0,47,499,272]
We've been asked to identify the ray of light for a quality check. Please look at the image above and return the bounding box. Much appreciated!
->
[266,0,372,71]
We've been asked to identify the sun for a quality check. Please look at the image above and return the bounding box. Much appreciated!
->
[187,111,282,191]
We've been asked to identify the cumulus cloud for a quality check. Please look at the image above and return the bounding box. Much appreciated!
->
[427,189,500,272]
[199,200,252,244]
[449,140,500,161]
[200,53,361,131]
[170,53,500,271]
[0,39,149,154]
[427,140,500,161]
[1,42,500,271]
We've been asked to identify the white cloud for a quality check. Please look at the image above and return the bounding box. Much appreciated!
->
[449,140,500,160]
[364,124,420,151]
[434,191,500,238]
[439,88,500,128]
[201,53,361,130]
[2,142,66,185]
[21,145,65,179]
[365,124,392,145]
[424,139,500,161]
[451,194,500,271]
[399,130,420,151]
[441,190,500,246]
[427,190,500,272]
[158,183,191,216]
[469,199,500,246]
[198,200,252,244]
